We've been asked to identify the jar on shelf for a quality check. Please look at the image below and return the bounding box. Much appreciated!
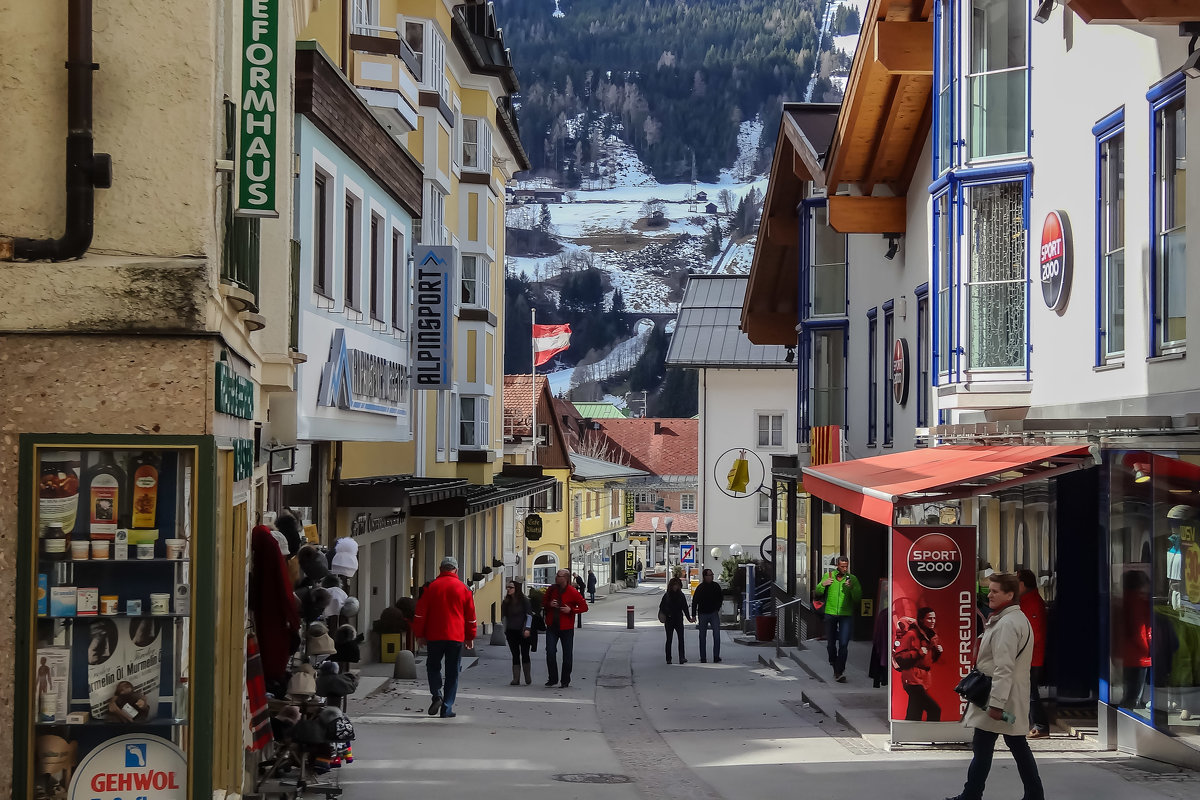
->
[38,452,80,535]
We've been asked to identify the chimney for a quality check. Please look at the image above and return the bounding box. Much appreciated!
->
[654,421,662,435]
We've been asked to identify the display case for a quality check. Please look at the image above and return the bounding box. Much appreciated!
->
[17,438,216,800]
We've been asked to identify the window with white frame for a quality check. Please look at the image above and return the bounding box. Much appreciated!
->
[811,204,847,317]
[756,413,783,448]
[406,20,449,105]
[966,181,1025,369]
[1099,122,1125,361]
[457,395,490,449]
[462,117,491,171]
[532,553,558,585]
[681,493,696,512]
[1155,94,1186,351]
[448,389,459,454]
[935,193,953,376]
[369,213,385,322]
[461,254,490,308]
[757,493,770,525]
[391,228,406,331]
[812,329,846,427]
[968,0,1027,161]
[313,171,332,297]
[344,195,361,310]
[426,185,447,245]
[352,0,378,36]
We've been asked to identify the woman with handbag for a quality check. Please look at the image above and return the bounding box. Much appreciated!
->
[659,577,694,664]
[502,580,534,685]
[946,572,1044,800]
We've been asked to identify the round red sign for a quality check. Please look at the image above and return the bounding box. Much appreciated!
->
[891,338,909,406]
[1039,211,1071,311]
[907,532,963,590]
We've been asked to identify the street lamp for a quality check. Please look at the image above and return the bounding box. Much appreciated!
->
[664,516,674,580]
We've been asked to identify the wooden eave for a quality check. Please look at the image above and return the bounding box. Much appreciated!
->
[823,0,934,233]
[1063,0,1200,23]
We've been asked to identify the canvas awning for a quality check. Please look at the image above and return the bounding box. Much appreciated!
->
[801,445,1098,526]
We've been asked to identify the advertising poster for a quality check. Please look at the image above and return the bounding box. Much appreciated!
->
[69,734,186,800]
[35,647,71,723]
[889,526,976,736]
[86,618,163,720]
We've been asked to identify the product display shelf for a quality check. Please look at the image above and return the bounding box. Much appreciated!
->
[35,717,185,729]
[55,558,189,565]
[41,613,189,619]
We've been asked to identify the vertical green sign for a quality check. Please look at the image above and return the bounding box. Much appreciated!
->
[237,0,279,218]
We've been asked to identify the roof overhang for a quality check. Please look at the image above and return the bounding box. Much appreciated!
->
[410,471,557,518]
[336,476,469,508]
[1063,0,1200,24]
[801,444,1099,526]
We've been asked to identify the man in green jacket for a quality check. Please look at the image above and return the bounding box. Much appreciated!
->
[815,556,861,682]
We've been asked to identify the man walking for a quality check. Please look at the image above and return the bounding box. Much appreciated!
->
[815,556,861,683]
[543,568,588,688]
[691,568,724,663]
[413,556,476,719]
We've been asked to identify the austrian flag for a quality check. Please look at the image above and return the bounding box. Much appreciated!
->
[533,323,572,366]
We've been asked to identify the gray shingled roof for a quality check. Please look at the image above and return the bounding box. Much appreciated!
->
[665,276,794,368]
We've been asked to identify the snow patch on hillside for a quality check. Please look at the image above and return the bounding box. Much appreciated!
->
[573,318,655,386]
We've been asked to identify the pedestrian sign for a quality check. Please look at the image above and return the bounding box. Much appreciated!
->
[680,543,695,564]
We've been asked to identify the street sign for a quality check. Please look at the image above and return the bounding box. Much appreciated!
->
[679,543,695,564]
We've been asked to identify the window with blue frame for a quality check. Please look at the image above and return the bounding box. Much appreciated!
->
[935,0,954,174]
[867,309,878,445]
[811,204,848,317]
[812,326,846,428]
[1150,76,1186,353]
[965,180,1027,369]
[934,192,954,378]
[1094,109,1125,365]
[916,285,930,427]
[967,0,1028,162]
[883,303,895,445]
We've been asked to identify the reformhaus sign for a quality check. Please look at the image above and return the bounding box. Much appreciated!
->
[237,0,279,218]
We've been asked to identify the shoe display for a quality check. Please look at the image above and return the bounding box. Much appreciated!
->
[428,697,443,716]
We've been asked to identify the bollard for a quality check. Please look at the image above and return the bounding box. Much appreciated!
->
[392,648,417,679]
[627,605,635,629]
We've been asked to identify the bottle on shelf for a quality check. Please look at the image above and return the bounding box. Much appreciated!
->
[83,451,125,540]
[38,452,80,536]
[174,676,189,722]
[41,523,69,562]
[129,452,160,530]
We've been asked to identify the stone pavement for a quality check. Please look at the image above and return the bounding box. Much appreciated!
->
[336,586,1200,800]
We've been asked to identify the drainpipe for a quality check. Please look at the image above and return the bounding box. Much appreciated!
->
[0,0,112,262]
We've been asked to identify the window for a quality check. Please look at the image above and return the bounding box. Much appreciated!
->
[351,0,378,36]
[934,193,953,376]
[681,493,696,512]
[1153,90,1186,351]
[811,204,847,317]
[610,489,622,521]
[916,287,930,427]
[883,305,895,445]
[406,20,449,105]
[812,329,846,427]
[457,395,490,449]
[426,185,446,245]
[1096,114,1125,362]
[867,309,878,445]
[391,229,406,331]
[369,214,384,322]
[532,553,558,585]
[461,255,490,308]
[756,413,783,447]
[968,0,1027,160]
[935,0,954,173]
[435,390,447,458]
[313,172,331,297]
[757,493,771,525]
[462,117,489,171]
[586,492,593,518]
[344,196,360,310]
[966,181,1025,369]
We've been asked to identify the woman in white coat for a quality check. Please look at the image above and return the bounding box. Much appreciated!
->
[946,572,1045,800]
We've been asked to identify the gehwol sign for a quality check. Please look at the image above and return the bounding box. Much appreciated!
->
[69,734,187,800]
[236,0,280,218]
[413,247,456,391]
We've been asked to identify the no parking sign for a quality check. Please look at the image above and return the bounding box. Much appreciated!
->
[679,543,695,564]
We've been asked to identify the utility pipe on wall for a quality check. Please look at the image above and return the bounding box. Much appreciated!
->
[0,0,112,262]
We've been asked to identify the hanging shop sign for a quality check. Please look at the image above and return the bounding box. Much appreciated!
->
[236,0,280,217]
[891,338,910,406]
[624,493,635,525]
[889,526,977,741]
[350,511,404,538]
[413,247,456,391]
[1039,210,1072,312]
[524,513,543,542]
[317,329,411,416]
[233,438,255,481]
[69,733,187,800]
[215,360,254,420]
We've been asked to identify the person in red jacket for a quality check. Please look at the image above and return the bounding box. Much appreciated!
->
[894,607,944,720]
[413,557,477,719]
[1018,569,1049,738]
[542,569,589,688]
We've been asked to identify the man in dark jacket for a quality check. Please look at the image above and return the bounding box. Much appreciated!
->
[586,569,598,602]
[543,569,589,688]
[413,557,477,719]
[691,569,724,663]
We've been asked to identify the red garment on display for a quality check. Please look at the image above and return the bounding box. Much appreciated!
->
[249,525,301,683]
[1020,589,1048,667]
[413,571,478,642]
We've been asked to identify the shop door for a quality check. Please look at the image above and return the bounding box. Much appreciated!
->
[848,514,887,640]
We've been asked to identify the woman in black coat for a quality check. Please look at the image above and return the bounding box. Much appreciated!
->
[659,577,695,664]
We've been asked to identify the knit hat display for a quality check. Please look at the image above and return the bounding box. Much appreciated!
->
[297,545,331,583]
[330,538,360,577]
[296,586,332,622]
[340,596,360,617]
[323,586,348,617]
[307,621,336,655]
[334,624,363,663]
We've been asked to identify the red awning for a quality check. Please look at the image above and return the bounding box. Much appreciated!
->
[801,445,1097,526]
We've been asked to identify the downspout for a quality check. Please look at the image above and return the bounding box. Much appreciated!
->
[1,0,112,262]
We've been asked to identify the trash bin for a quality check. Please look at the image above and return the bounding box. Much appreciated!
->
[754,614,776,642]
[626,575,638,588]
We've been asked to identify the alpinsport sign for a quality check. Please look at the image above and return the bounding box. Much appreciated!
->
[237,0,279,217]
[413,247,456,391]
[318,329,411,417]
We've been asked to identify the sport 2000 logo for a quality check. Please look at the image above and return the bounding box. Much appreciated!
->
[906,532,963,590]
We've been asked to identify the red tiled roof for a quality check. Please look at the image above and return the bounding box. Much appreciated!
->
[502,375,548,436]
[628,511,698,534]
[595,418,698,477]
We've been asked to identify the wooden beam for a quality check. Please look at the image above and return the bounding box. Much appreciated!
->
[827,196,907,234]
[765,214,799,246]
[1064,0,1196,24]
[861,77,902,195]
[874,21,933,75]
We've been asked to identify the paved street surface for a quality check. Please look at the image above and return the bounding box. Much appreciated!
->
[341,586,1200,799]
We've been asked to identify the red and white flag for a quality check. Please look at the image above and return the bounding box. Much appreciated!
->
[533,323,572,366]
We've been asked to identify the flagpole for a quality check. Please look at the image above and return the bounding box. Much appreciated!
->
[531,307,538,466]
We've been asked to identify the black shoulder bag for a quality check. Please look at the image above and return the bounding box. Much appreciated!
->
[954,627,1031,710]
